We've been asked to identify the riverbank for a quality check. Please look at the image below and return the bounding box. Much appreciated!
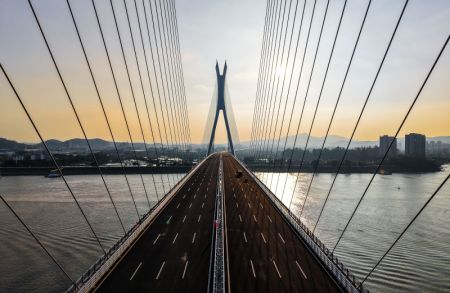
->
[0,166,192,176]
[246,164,442,173]
[1,160,443,175]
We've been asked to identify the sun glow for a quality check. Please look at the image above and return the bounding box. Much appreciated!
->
[276,66,285,77]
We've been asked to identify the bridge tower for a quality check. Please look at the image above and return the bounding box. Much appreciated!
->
[207,62,235,155]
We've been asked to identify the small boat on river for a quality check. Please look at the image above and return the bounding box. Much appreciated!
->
[378,169,392,175]
[45,168,62,178]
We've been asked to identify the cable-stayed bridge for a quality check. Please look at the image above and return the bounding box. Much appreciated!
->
[0,0,449,292]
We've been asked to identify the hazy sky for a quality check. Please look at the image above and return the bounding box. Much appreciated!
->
[1,0,449,145]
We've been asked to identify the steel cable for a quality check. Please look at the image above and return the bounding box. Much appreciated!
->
[253,0,282,156]
[332,32,448,253]
[255,0,288,161]
[168,0,193,152]
[0,194,76,286]
[0,63,106,254]
[90,0,146,218]
[109,0,154,207]
[293,0,348,217]
[273,0,318,195]
[133,0,171,193]
[311,0,372,233]
[260,0,295,184]
[249,0,272,154]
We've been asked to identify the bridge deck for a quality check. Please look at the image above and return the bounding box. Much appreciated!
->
[96,155,219,292]
[94,153,341,292]
[222,153,340,292]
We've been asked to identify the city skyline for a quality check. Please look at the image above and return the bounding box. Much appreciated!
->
[2,131,449,149]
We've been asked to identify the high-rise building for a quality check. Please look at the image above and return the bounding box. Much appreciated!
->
[427,140,450,157]
[379,135,397,157]
[405,133,426,157]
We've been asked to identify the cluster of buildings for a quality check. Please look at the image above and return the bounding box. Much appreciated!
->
[379,133,449,158]
[0,147,185,167]
[427,140,450,157]
[0,149,47,163]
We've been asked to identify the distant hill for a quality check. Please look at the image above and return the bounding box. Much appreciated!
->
[0,137,165,152]
[234,134,450,151]
[1,135,449,152]
[37,138,115,151]
[0,138,30,151]
[233,134,377,150]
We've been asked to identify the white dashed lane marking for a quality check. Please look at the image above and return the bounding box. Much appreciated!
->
[278,233,285,244]
[172,233,178,244]
[250,260,256,278]
[153,233,160,245]
[155,261,165,280]
[273,260,282,278]
[182,261,189,279]
[295,261,308,279]
[261,233,267,244]
[129,262,142,281]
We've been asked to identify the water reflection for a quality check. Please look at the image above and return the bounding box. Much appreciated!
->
[257,165,450,292]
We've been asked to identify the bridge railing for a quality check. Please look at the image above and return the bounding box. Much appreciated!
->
[236,158,368,293]
[66,155,213,293]
[211,154,225,293]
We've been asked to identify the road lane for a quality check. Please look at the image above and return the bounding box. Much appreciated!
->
[94,153,345,292]
[96,154,220,292]
[222,153,342,293]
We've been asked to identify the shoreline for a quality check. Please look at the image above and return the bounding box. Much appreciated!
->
[244,164,442,174]
[0,166,192,176]
[0,164,442,176]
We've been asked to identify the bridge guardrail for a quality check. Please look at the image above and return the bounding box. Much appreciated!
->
[66,155,214,293]
[235,158,368,293]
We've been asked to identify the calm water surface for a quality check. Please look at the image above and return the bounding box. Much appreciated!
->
[0,173,183,292]
[257,164,450,293]
[0,167,449,292]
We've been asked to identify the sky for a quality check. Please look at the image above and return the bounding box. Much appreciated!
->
[0,0,449,145]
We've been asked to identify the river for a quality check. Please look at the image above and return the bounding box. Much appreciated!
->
[0,167,449,292]
[256,164,450,292]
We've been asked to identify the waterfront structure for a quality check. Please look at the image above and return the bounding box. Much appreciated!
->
[427,140,450,157]
[379,135,397,157]
[405,133,426,157]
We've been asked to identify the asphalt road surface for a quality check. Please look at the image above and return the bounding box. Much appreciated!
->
[222,153,341,293]
[96,154,220,292]
[95,153,342,292]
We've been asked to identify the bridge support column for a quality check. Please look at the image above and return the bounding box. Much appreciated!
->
[207,62,235,156]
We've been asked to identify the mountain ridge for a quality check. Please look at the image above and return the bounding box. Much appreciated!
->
[2,134,449,152]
